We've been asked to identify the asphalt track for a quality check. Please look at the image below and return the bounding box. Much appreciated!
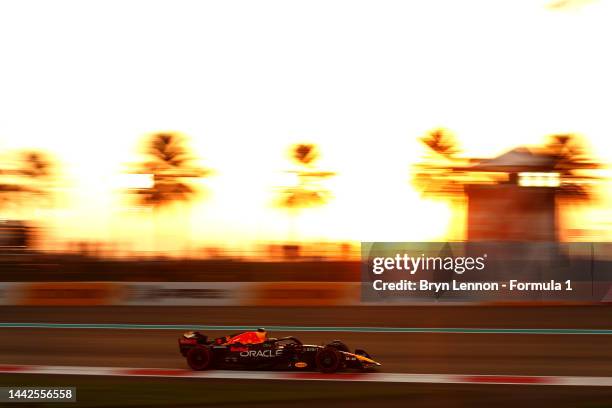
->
[0,306,611,407]
[0,306,610,376]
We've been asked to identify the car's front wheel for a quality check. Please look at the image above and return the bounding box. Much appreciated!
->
[315,347,342,373]
[186,346,213,370]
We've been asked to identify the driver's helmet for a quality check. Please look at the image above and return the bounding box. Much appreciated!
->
[255,328,267,342]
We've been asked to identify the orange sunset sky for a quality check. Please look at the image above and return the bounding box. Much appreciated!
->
[0,0,611,252]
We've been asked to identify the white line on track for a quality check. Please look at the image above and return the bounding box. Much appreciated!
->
[1,364,611,387]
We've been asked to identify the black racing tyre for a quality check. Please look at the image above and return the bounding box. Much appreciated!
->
[326,340,350,353]
[186,346,213,371]
[315,347,342,373]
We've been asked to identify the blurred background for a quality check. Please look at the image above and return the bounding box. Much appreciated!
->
[1,1,612,406]
[0,0,611,267]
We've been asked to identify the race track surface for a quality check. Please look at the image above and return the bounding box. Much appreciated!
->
[0,306,611,376]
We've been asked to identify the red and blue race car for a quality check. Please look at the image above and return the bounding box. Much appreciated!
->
[178,328,380,373]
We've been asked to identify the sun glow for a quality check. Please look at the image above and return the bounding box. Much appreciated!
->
[0,0,611,253]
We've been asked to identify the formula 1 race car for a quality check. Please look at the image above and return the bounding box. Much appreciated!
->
[178,328,381,373]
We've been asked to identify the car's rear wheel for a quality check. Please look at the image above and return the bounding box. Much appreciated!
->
[315,347,342,373]
[186,346,212,370]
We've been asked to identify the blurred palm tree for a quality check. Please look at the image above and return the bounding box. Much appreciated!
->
[413,129,603,240]
[412,128,467,197]
[0,150,56,216]
[129,132,209,209]
[277,143,335,245]
[19,151,54,179]
[414,130,600,198]
[543,133,600,200]
[420,128,460,159]
[126,132,210,253]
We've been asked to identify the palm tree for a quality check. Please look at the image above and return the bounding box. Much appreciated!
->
[543,133,599,200]
[129,133,208,208]
[0,150,56,216]
[420,128,460,159]
[19,151,54,179]
[126,132,209,253]
[0,150,56,251]
[412,128,467,197]
[413,129,603,241]
[277,143,335,246]
[540,134,602,239]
